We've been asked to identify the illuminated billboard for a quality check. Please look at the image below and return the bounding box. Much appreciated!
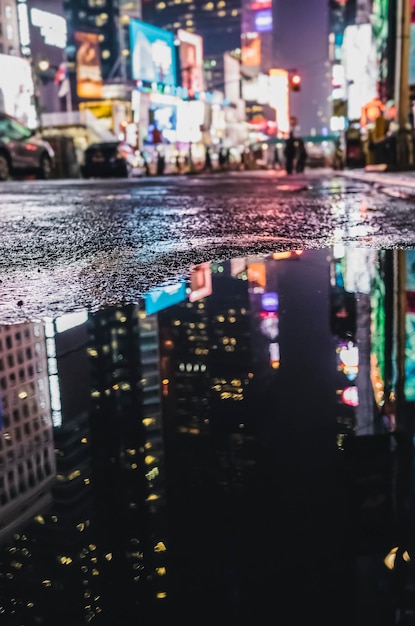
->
[75,31,102,99]
[224,52,241,105]
[255,9,272,32]
[30,6,66,50]
[176,100,204,143]
[269,69,289,134]
[177,29,204,93]
[144,281,187,315]
[0,54,36,127]
[241,35,261,67]
[130,19,177,86]
[342,24,377,120]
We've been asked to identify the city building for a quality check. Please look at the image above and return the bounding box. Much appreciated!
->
[0,0,19,55]
[0,321,56,544]
[142,0,242,57]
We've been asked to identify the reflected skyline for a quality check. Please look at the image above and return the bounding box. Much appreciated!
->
[0,247,414,625]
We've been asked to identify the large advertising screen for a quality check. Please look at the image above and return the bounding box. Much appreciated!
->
[75,31,103,99]
[241,35,261,67]
[224,52,240,105]
[269,68,289,134]
[176,100,204,143]
[30,5,66,52]
[342,24,377,120]
[177,29,204,93]
[0,54,36,127]
[130,19,177,86]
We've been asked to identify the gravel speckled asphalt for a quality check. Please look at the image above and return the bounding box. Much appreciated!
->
[1,169,415,323]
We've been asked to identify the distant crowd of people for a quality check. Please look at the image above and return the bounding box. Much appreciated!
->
[148,134,313,176]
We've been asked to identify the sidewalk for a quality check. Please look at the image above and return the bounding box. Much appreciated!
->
[339,166,415,191]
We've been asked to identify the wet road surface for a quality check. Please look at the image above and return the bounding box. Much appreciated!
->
[1,169,415,322]
[0,247,414,626]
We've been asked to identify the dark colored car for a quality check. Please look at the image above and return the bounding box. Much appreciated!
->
[81,141,145,178]
[0,112,55,181]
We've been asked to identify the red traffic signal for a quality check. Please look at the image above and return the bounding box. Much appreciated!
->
[290,74,301,92]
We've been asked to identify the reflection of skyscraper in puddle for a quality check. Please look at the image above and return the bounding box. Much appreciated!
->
[87,304,168,617]
[157,260,257,611]
[0,314,93,625]
[158,258,255,494]
[0,321,56,543]
[208,260,254,433]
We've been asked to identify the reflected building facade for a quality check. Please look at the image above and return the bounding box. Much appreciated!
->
[0,322,55,543]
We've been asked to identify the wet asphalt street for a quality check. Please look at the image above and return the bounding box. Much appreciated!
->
[1,168,415,323]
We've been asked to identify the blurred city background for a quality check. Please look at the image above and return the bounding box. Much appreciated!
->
[0,0,409,177]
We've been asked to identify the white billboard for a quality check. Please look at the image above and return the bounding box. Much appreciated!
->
[224,52,240,105]
[269,69,289,134]
[342,24,377,121]
[176,100,205,143]
[0,55,37,127]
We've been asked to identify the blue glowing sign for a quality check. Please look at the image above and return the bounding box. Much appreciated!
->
[255,9,273,32]
[144,281,187,315]
[130,19,177,86]
[261,292,279,312]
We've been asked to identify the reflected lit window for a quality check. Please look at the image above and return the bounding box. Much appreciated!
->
[95,12,108,26]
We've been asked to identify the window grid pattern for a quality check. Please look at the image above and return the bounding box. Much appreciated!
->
[0,323,56,518]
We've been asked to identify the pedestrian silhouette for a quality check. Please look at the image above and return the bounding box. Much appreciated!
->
[204,146,212,171]
[156,152,165,175]
[218,148,226,171]
[295,137,307,173]
[284,131,296,174]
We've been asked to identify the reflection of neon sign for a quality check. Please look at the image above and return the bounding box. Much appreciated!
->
[189,263,212,302]
[261,292,278,311]
[255,9,273,32]
[144,282,186,315]
[342,386,358,407]
[269,343,280,369]
[250,1,272,9]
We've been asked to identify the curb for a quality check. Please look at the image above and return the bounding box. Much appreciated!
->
[339,168,415,190]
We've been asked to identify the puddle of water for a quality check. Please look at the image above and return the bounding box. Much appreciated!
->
[0,247,414,623]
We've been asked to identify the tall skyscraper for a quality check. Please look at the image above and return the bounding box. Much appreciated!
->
[273,0,331,134]
[142,0,242,57]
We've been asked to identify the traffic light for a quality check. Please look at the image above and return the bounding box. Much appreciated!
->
[290,73,301,92]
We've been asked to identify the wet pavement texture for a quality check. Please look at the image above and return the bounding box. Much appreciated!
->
[0,247,414,626]
[1,169,415,322]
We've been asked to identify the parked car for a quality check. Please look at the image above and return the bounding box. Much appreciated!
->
[0,112,55,181]
[80,141,146,178]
